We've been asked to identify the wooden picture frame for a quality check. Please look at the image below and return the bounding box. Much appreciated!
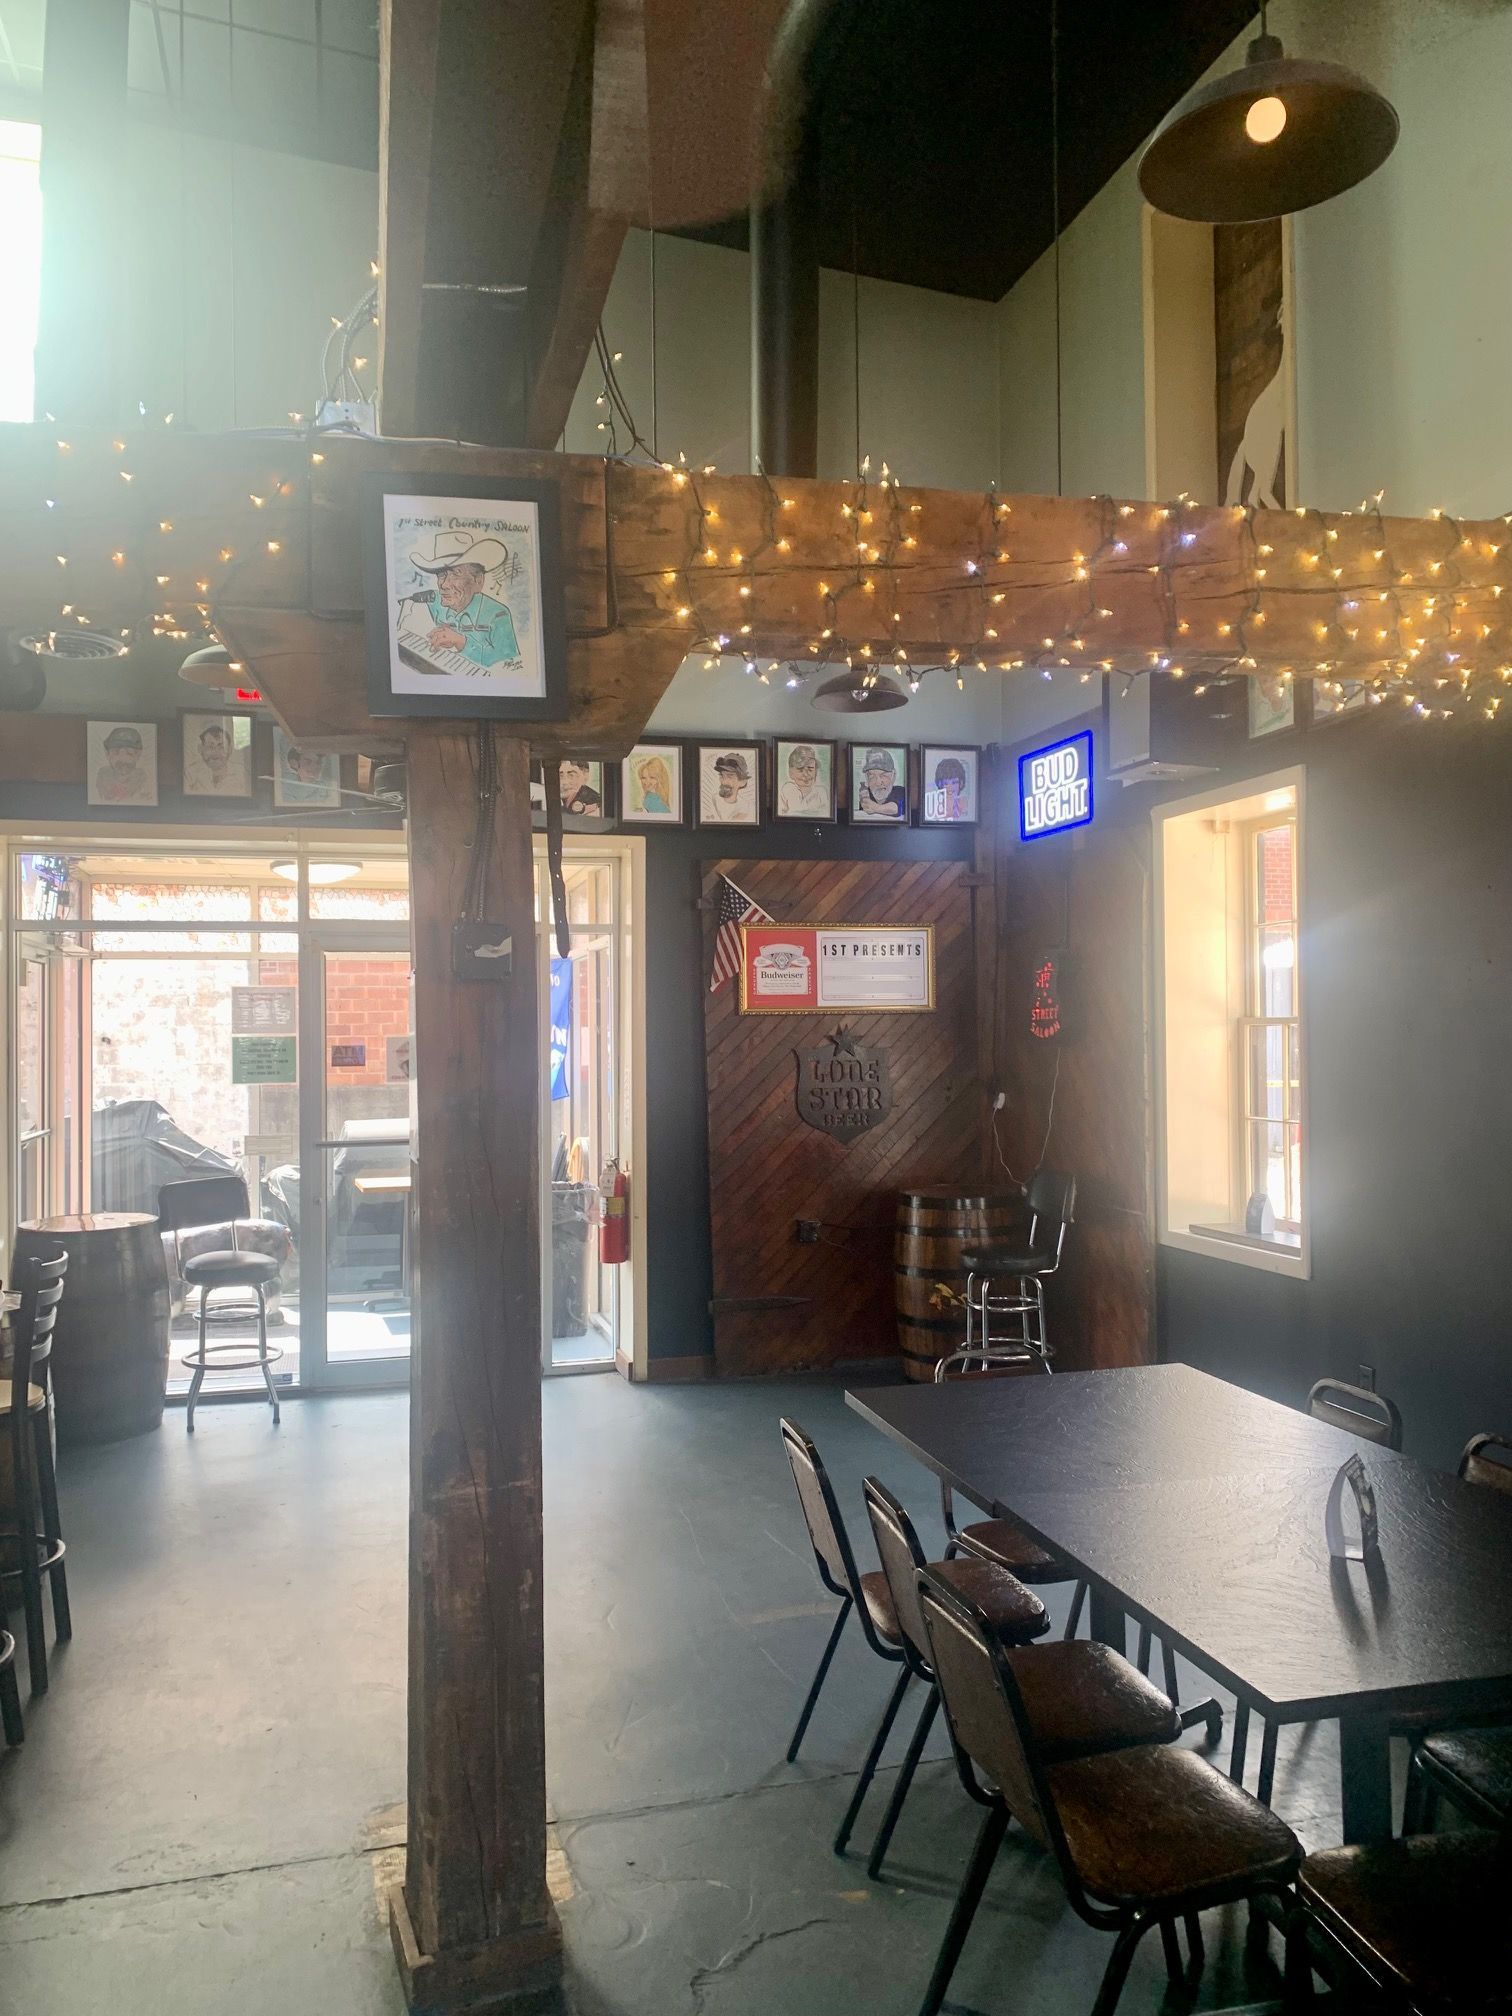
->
[530,755,616,831]
[272,726,342,809]
[360,471,567,721]
[694,741,763,829]
[919,744,980,827]
[847,741,912,825]
[619,742,686,826]
[1248,674,1296,739]
[772,737,837,823]
[86,719,158,807]
[180,708,254,799]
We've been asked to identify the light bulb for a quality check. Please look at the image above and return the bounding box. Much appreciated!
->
[1245,94,1287,144]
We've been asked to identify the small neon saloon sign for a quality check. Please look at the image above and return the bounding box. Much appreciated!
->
[1018,730,1093,842]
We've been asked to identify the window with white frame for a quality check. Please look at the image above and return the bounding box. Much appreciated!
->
[1154,771,1307,1277]
[0,121,42,424]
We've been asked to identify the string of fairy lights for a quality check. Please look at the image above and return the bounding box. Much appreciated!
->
[579,327,1512,721]
[614,459,1512,723]
[15,320,1511,726]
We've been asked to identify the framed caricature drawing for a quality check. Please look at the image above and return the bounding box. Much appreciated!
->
[362,473,567,720]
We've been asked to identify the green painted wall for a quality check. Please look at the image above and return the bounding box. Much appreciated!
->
[994,0,1512,521]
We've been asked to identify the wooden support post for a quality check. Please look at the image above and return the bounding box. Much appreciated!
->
[391,727,561,2014]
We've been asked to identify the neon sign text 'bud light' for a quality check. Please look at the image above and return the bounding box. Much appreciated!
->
[1018,730,1094,842]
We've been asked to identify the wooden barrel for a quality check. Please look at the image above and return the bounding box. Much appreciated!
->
[894,1187,1020,1382]
[14,1213,171,1445]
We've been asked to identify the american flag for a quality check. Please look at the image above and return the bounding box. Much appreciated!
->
[709,874,771,993]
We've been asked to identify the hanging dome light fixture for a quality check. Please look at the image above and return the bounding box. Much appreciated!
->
[811,668,909,714]
[1139,5,1398,223]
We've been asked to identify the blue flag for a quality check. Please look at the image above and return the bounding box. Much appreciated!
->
[549,958,572,1100]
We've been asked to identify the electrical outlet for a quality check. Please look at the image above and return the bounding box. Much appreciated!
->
[796,1219,821,1244]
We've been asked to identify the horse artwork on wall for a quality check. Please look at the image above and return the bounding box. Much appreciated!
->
[1217,217,1295,509]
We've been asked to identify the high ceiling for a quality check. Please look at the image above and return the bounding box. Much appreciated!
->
[680,0,1263,301]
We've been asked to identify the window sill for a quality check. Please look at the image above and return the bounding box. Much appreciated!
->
[1161,1221,1310,1280]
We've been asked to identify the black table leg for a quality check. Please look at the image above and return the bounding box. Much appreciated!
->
[1088,1584,1126,1655]
[1338,1713,1393,1843]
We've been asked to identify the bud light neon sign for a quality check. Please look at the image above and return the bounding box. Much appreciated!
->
[1018,730,1094,842]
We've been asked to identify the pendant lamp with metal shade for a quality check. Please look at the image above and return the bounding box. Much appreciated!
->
[811,668,909,713]
[1139,5,1399,223]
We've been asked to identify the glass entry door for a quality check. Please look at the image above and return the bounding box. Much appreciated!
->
[296,931,412,1386]
[538,853,626,1373]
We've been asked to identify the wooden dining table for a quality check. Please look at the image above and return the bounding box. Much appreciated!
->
[847,1362,1512,1843]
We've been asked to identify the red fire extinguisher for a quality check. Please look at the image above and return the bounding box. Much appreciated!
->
[599,1159,630,1265]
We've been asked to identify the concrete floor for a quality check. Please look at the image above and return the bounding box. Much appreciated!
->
[0,1371,1357,2015]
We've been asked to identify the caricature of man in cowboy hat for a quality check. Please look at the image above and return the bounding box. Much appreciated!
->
[405,530,520,669]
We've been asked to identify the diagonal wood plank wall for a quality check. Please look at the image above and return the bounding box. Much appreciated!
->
[702,857,984,1376]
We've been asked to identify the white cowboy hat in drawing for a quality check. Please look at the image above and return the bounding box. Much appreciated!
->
[408,530,509,579]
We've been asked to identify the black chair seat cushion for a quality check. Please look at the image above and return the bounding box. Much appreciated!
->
[961,1246,1055,1277]
[955,1516,1062,1580]
[1008,1640,1181,1763]
[1300,1830,1511,2011]
[1419,1726,1512,1825]
[182,1249,280,1289]
[1045,1742,1300,1907]
[860,1560,1050,1649]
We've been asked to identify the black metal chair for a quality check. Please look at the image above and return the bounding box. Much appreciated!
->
[1285,1818,1511,2014]
[957,1168,1076,1367]
[158,1176,283,1429]
[780,1419,1036,1858]
[1229,1374,1406,1806]
[1458,1431,1512,1497]
[860,1478,1178,1883]
[1399,1433,1512,1835]
[1306,1376,1403,1450]
[915,1565,1300,2016]
[0,1246,71,1700]
[0,1612,19,1746]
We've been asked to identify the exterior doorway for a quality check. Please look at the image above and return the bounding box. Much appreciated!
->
[3,830,646,1400]
[535,840,643,1376]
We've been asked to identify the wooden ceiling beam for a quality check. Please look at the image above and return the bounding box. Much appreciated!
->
[5,428,1506,755]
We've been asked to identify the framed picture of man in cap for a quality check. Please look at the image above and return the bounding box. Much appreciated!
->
[695,743,762,827]
[847,742,911,823]
[362,472,567,721]
[87,720,158,806]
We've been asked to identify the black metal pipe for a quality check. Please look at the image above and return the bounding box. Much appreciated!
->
[750,0,842,478]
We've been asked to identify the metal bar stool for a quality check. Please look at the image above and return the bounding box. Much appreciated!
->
[0,1246,71,1702]
[158,1176,284,1430]
[959,1168,1076,1367]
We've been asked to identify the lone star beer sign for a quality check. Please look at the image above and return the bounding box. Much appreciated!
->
[795,1027,892,1138]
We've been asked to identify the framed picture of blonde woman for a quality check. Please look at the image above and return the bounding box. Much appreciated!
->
[619,744,686,825]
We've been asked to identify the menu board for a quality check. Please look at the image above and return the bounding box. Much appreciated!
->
[739,924,934,1014]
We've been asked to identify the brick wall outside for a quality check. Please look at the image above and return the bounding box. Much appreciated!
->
[86,880,410,1163]
[1261,822,1294,925]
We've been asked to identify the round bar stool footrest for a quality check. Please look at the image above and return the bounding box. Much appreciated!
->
[0,1532,67,1581]
[181,1342,285,1372]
